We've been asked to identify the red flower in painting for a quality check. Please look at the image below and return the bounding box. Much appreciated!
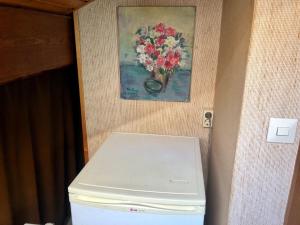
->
[164,61,173,70]
[155,23,165,33]
[146,59,152,65]
[155,36,165,46]
[165,27,176,36]
[153,50,160,57]
[174,51,181,61]
[166,51,180,67]
[135,23,186,73]
[145,44,155,54]
[139,38,145,45]
[156,55,166,67]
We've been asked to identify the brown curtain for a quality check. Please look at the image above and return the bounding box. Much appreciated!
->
[0,67,83,225]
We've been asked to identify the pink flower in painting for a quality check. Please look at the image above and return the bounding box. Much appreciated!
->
[135,23,186,74]
[174,51,181,61]
[165,27,176,36]
[164,50,181,69]
[145,44,155,54]
[139,38,145,45]
[146,59,153,65]
[155,36,165,46]
[156,55,166,67]
[155,23,165,33]
[164,61,173,70]
[153,50,160,57]
[170,55,180,65]
[167,52,180,65]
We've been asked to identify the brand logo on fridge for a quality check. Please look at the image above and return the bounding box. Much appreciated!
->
[130,208,138,212]
[129,207,144,213]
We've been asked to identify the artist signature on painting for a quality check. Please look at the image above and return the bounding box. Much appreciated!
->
[125,88,138,98]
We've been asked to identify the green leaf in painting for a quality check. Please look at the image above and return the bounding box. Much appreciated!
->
[159,68,166,75]
[175,33,182,41]
[135,28,141,34]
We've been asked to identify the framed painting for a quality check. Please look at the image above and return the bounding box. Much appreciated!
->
[117,6,196,102]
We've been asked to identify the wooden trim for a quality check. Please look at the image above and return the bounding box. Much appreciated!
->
[284,144,300,225]
[0,6,75,84]
[0,0,95,15]
[73,10,89,163]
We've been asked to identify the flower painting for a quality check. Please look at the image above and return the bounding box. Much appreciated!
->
[118,7,196,102]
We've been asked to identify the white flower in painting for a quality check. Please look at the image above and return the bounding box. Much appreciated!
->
[179,51,189,67]
[162,48,169,57]
[174,47,183,55]
[149,30,155,38]
[149,30,159,38]
[136,45,145,53]
[137,54,147,64]
[146,57,153,64]
[165,36,178,48]
[181,52,188,66]
[146,64,154,72]
[146,38,152,44]
[140,27,147,36]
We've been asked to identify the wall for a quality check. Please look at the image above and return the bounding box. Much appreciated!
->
[206,0,254,224]
[285,145,300,225]
[76,0,300,224]
[76,0,223,178]
[228,0,300,225]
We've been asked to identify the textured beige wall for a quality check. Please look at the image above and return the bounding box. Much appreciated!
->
[76,0,223,178]
[206,0,254,224]
[228,1,300,225]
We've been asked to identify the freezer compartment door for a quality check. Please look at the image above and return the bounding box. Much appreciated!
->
[71,202,204,225]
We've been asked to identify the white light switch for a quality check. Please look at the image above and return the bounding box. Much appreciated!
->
[267,118,298,143]
[276,127,289,136]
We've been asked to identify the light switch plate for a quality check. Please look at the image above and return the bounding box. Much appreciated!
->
[267,118,298,143]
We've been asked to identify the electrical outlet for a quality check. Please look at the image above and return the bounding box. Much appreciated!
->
[203,110,213,128]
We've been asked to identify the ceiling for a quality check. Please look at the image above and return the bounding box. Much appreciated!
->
[0,0,94,15]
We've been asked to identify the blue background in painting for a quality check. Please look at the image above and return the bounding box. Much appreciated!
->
[120,64,191,102]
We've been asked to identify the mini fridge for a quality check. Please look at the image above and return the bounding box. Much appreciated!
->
[68,132,206,225]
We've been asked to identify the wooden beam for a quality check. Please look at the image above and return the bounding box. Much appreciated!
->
[0,6,75,84]
[0,0,94,15]
[73,10,89,163]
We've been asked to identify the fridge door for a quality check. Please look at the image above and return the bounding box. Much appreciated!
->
[70,202,204,225]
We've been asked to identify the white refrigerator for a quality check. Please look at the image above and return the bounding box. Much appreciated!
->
[68,132,206,225]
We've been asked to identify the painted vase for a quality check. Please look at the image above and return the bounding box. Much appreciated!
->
[144,69,171,94]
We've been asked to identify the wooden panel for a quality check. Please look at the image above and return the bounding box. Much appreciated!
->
[73,11,89,163]
[0,0,94,15]
[0,6,75,84]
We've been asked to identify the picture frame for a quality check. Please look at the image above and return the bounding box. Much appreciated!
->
[117,6,196,102]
